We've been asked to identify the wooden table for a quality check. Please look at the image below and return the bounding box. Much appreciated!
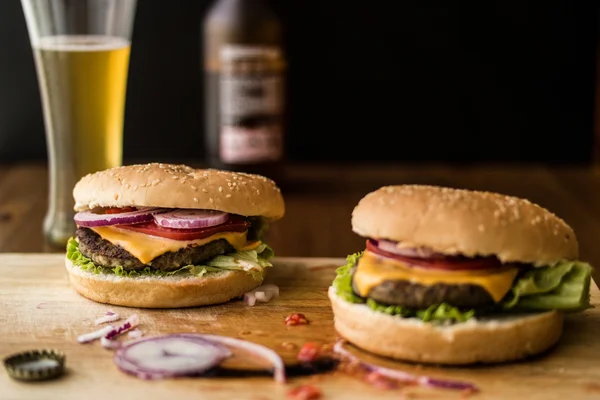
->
[2,162,600,283]
[1,254,599,399]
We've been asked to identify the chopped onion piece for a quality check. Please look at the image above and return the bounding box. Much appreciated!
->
[333,340,478,392]
[244,292,257,306]
[128,329,144,339]
[95,312,120,325]
[105,314,139,340]
[101,336,122,350]
[244,284,279,306]
[77,325,115,343]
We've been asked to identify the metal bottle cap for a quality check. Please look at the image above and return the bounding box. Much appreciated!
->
[3,349,66,381]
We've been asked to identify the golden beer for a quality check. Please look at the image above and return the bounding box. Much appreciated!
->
[34,35,130,178]
[32,35,131,246]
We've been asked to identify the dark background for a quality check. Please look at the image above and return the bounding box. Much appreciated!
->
[0,0,598,165]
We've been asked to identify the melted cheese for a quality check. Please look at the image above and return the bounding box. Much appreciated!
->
[90,226,261,264]
[354,251,519,302]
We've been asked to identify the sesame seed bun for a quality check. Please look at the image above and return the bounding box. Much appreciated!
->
[351,185,578,266]
[73,163,285,220]
[65,257,265,308]
[328,287,563,365]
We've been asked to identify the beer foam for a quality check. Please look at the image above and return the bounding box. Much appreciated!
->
[35,35,130,51]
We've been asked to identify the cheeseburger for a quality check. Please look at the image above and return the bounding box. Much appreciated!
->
[329,185,593,364]
[66,163,284,308]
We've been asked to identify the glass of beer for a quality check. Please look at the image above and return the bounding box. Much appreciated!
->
[20,0,137,248]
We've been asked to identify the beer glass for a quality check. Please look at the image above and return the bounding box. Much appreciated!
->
[20,0,137,248]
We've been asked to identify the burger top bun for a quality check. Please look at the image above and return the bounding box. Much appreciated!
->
[351,185,578,265]
[73,163,285,220]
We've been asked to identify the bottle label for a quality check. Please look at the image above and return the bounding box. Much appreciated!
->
[218,45,284,164]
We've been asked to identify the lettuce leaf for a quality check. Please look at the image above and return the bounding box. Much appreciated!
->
[333,252,476,323]
[332,252,594,324]
[66,237,273,280]
[502,260,592,312]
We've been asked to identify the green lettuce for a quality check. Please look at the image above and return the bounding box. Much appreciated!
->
[66,237,273,280]
[502,260,592,312]
[332,252,594,324]
[332,252,475,323]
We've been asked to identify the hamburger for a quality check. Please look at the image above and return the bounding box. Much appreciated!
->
[65,163,284,308]
[328,185,593,364]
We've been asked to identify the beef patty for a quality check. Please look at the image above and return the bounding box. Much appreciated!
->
[350,264,496,309]
[76,227,234,271]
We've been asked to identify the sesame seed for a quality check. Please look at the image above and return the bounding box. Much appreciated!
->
[218,186,223,192]
[202,188,208,193]
[114,194,119,200]
[226,194,231,198]
[193,197,199,202]
[256,189,260,195]
[191,185,197,191]
[133,185,138,190]
[172,176,179,180]
[209,198,214,203]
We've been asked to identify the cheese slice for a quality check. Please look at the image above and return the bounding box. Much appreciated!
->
[354,250,519,302]
[90,226,262,264]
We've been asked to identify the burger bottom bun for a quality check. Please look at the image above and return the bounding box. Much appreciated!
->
[328,287,564,365]
[65,258,264,308]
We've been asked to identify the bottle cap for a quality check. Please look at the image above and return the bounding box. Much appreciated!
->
[3,349,66,381]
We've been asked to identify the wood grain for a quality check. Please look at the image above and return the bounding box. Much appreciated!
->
[0,254,599,400]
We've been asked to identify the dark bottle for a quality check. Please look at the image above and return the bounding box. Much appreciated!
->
[203,0,286,182]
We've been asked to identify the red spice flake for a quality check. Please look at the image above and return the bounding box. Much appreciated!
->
[297,342,321,362]
[287,385,323,400]
[285,313,309,326]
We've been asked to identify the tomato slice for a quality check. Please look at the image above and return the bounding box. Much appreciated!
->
[120,215,250,241]
[104,207,137,214]
[366,240,501,270]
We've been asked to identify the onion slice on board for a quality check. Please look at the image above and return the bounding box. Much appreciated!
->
[153,209,229,229]
[113,333,286,383]
[74,207,164,228]
[333,340,478,392]
[114,335,232,380]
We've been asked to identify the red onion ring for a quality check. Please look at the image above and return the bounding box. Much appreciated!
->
[74,207,164,228]
[114,335,232,380]
[375,240,441,258]
[188,334,286,383]
[333,340,478,392]
[153,209,229,229]
[113,333,286,383]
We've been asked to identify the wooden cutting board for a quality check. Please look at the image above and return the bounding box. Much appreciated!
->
[1,254,599,400]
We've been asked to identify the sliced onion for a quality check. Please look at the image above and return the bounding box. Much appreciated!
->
[101,336,122,350]
[153,209,229,229]
[105,314,139,340]
[75,207,164,227]
[375,240,441,259]
[333,340,478,392]
[128,329,144,339]
[114,335,233,380]
[188,334,286,383]
[77,325,115,343]
[244,284,280,306]
[114,333,286,383]
[95,311,120,325]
